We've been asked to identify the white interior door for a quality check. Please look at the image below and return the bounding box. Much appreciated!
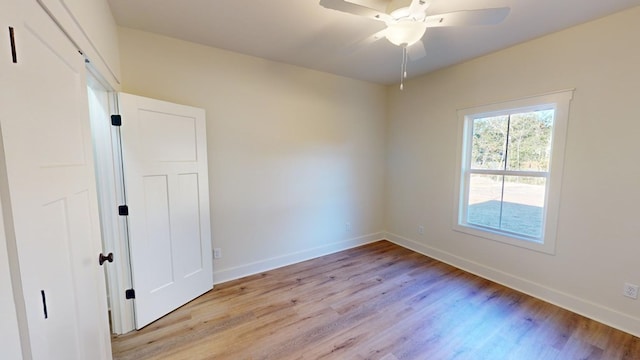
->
[0,0,111,359]
[118,93,213,329]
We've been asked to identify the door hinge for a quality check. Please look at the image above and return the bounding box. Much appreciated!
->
[118,205,129,216]
[8,27,17,63]
[41,290,48,319]
[111,114,122,126]
[125,289,135,300]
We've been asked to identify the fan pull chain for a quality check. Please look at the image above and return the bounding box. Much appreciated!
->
[403,46,408,79]
[400,46,408,91]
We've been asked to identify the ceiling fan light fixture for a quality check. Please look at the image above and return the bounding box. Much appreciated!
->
[385,20,427,47]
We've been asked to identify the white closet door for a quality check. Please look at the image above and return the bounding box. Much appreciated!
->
[0,1,111,359]
[118,93,213,329]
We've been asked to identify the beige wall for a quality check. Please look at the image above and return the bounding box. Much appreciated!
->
[118,28,388,283]
[386,6,640,335]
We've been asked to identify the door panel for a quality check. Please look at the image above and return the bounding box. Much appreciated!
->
[142,175,174,291]
[139,110,198,162]
[0,1,111,359]
[176,173,203,275]
[118,93,213,329]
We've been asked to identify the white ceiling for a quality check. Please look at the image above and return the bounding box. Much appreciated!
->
[107,0,640,84]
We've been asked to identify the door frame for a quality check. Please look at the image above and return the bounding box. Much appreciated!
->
[87,65,136,334]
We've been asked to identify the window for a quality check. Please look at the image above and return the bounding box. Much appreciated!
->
[454,90,573,254]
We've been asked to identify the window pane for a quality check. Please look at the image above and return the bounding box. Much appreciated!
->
[501,176,546,238]
[467,174,503,229]
[470,115,508,170]
[506,110,554,171]
[467,174,546,238]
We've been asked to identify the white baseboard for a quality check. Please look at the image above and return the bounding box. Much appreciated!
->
[384,232,640,338]
[212,232,384,285]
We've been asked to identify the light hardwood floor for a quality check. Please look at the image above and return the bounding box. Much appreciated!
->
[111,240,640,359]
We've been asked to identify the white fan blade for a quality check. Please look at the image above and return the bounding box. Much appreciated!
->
[341,28,388,55]
[319,0,393,23]
[424,7,510,27]
[353,28,388,48]
[408,0,430,15]
[370,28,389,42]
[407,40,426,60]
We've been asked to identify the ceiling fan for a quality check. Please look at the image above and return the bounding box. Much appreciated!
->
[319,0,510,88]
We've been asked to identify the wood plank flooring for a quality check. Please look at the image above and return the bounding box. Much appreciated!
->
[111,240,640,360]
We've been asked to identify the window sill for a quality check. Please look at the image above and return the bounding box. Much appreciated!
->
[453,223,556,255]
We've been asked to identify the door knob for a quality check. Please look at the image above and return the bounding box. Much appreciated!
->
[99,252,114,266]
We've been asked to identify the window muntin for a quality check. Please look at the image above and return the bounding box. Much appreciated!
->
[454,90,573,254]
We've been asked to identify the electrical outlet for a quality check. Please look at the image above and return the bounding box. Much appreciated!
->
[623,283,639,299]
[345,222,352,232]
[417,225,425,235]
[213,248,222,259]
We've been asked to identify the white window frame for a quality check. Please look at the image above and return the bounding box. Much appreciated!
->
[453,90,574,254]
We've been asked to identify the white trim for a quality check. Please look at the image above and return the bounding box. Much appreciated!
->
[0,159,28,360]
[453,89,574,254]
[213,233,384,285]
[457,89,576,115]
[384,231,640,338]
[467,169,548,178]
[36,0,120,88]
